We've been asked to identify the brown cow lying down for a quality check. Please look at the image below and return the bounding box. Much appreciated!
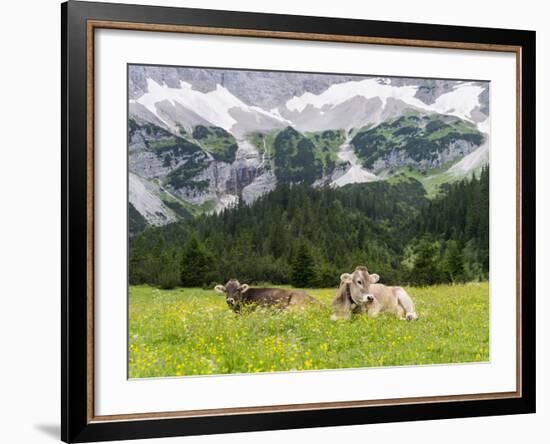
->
[214,279,320,313]
[331,266,418,321]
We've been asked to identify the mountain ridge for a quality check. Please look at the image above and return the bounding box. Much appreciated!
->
[128,68,490,230]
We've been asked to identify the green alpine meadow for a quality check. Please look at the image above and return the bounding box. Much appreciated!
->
[128,66,490,377]
[129,283,489,378]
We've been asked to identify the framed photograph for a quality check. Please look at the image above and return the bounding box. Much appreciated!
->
[62,1,535,442]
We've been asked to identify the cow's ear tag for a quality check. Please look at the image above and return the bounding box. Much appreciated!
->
[240,284,250,293]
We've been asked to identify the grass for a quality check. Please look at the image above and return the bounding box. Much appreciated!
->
[157,187,216,217]
[305,129,345,168]
[128,282,489,378]
[385,165,463,198]
[250,129,345,174]
[250,130,279,157]
[191,125,238,163]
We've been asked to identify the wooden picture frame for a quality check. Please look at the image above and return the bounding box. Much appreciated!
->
[62,1,535,442]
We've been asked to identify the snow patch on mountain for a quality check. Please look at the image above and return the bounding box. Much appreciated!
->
[132,78,290,135]
[429,83,486,123]
[286,78,426,113]
[285,79,485,124]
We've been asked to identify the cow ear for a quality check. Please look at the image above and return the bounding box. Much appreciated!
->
[240,284,250,293]
[340,273,353,284]
[369,274,380,284]
[214,285,226,294]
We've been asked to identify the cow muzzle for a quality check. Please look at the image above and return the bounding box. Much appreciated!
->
[361,293,375,303]
[226,297,235,305]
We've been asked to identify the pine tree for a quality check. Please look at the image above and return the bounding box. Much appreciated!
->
[129,233,148,284]
[412,236,441,285]
[478,166,490,273]
[180,233,214,287]
[462,238,484,282]
[290,243,316,288]
[442,239,464,283]
[158,250,180,289]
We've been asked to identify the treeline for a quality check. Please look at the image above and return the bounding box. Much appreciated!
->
[129,167,489,288]
[407,165,489,284]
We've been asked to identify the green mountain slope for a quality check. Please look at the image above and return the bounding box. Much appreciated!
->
[190,125,238,163]
[250,127,345,183]
[351,112,484,172]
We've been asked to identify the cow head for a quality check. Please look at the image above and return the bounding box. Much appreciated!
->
[340,266,380,305]
[214,279,250,310]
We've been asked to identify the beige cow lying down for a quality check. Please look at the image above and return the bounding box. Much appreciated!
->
[331,266,418,321]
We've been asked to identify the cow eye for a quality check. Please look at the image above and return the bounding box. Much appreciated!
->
[357,280,362,286]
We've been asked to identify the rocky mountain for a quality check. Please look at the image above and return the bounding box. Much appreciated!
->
[128,66,490,231]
